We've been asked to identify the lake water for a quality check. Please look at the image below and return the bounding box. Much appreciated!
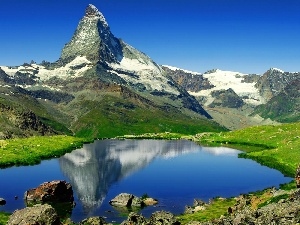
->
[0,139,292,223]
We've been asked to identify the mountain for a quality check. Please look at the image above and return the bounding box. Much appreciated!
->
[0,4,225,139]
[162,66,299,129]
[253,78,300,122]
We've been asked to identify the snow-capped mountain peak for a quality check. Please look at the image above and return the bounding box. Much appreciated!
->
[270,68,284,73]
[85,4,108,28]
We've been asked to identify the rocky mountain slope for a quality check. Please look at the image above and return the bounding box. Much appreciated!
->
[0,4,225,139]
[163,66,299,130]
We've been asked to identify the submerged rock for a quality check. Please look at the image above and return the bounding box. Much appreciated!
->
[7,204,60,225]
[143,197,158,206]
[109,193,143,207]
[24,180,74,204]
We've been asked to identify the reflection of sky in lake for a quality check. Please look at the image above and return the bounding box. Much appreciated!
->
[0,140,292,223]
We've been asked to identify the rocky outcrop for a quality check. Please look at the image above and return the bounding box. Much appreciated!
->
[109,193,144,207]
[24,180,74,204]
[0,198,6,205]
[162,66,214,92]
[209,88,244,108]
[149,211,180,225]
[109,193,159,208]
[143,197,158,206]
[79,216,112,225]
[185,199,207,214]
[121,212,148,225]
[253,78,300,122]
[255,68,300,101]
[7,204,60,225]
[121,211,180,225]
[296,164,300,188]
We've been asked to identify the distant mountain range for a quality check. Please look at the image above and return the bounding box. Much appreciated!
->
[162,66,299,129]
[0,4,298,138]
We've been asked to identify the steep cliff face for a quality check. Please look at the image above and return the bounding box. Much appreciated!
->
[0,103,57,139]
[254,78,300,122]
[209,88,244,108]
[61,4,123,64]
[255,68,300,101]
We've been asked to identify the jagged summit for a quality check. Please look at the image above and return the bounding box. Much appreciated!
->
[85,4,108,28]
[61,4,122,63]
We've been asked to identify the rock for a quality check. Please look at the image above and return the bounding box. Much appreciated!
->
[109,193,144,207]
[120,212,147,225]
[143,197,158,206]
[0,198,6,205]
[79,216,109,225]
[295,164,300,188]
[7,204,60,225]
[24,180,74,203]
[185,199,207,214]
[193,199,206,207]
[149,211,180,225]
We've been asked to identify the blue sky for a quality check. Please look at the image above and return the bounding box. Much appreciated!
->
[1,0,300,74]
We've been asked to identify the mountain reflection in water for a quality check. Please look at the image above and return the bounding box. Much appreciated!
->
[59,139,200,213]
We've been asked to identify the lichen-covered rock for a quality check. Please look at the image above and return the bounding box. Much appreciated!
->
[149,211,180,225]
[79,216,109,225]
[142,197,158,206]
[25,180,74,204]
[109,193,143,207]
[7,204,60,225]
[120,212,147,225]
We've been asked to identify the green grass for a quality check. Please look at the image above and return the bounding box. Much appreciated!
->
[72,95,227,139]
[177,198,236,224]
[0,212,10,225]
[197,122,300,177]
[257,194,289,208]
[0,135,89,168]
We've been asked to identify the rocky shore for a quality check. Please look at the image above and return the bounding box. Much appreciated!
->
[4,165,300,224]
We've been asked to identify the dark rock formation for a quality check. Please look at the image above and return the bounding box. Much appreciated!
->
[209,88,244,108]
[79,216,110,225]
[255,68,300,101]
[7,204,60,225]
[24,180,74,204]
[149,211,180,225]
[185,199,207,214]
[121,211,180,225]
[162,66,214,92]
[0,198,6,205]
[109,193,143,207]
[253,78,300,122]
[120,212,147,225]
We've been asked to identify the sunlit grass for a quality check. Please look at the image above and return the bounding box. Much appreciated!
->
[0,135,89,168]
[197,122,300,176]
[177,198,236,224]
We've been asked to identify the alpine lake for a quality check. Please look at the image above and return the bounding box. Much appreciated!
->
[0,139,292,223]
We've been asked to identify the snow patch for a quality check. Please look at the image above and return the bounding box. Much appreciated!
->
[109,54,179,95]
[1,56,93,81]
[162,65,201,75]
[270,68,284,73]
[189,69,265,105]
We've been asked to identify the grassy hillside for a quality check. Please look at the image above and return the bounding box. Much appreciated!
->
[71,95,227,139]
[197,122,300,176]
